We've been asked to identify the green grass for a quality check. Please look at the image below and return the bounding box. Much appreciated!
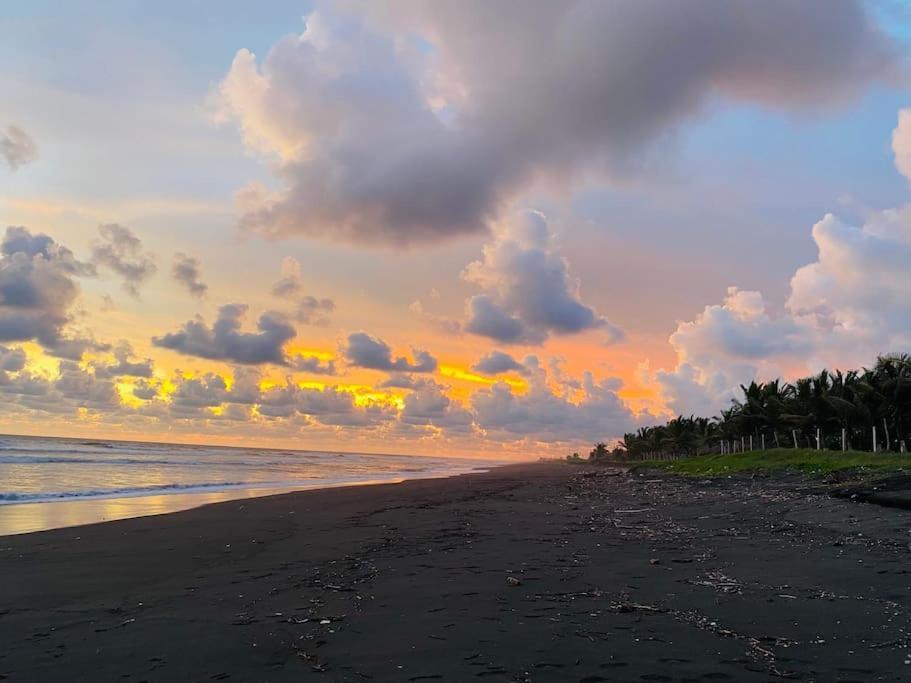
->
[639,448,911,476]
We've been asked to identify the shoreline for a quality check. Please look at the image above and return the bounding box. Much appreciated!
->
[3,462,911,680]
[0,461,512,537]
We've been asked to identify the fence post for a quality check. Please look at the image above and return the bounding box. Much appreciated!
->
[750,435,753,451]
[761,433,765,450]
[816,428,820,451]
[842,428,846,452]
[873,425,877,453]
[792,430,798,449]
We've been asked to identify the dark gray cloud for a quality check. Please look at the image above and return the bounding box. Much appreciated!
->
[93,341,154,379]
[0,345,26,372]
[218,0,898,246]
[271,257,335,325]
[44,335,110,361]
[399,380,473,432]
[0,226,99,357]
[343,332,437,373]
[1,124,38,170]
[0,360,120,416]
[379,373,423,389]
[152,303,296,365]
[171,373,229,410]
[464,296,543,345]
[131,379,159,401]
[172,253,207,298]
[55,361,119,410]
[91,224,157,297]
[472,350,529,376]
[290,353,337,375]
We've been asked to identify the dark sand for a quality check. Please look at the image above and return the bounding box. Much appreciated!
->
[2,462,911,681]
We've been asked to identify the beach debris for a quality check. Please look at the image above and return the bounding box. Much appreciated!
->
[506,576,522,587]
[688,570,742,594]
[649,558,661,565]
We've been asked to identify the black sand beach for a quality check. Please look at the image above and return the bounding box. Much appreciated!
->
[2,462,911,681]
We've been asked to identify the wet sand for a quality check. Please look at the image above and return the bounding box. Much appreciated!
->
[2,462,910,681]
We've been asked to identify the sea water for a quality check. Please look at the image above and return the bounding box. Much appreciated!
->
[0,434,504,535]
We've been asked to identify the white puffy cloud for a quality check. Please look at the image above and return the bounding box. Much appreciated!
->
[471,367,641,444]
[656,110,911,415]
[216,1,896,246]
[0,124,38,170]
[892,108,911,186]
[654,287,815,415]
[462,211,611,344]
[153,303,296,365]
[787,212,911,345]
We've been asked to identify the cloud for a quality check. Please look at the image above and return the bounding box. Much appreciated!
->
[654,287,817,415]
[0,226,101,357]
[471,366,641,443]
[1,124,38,170]
[462,211,611,344]
[343,332,437,372]
[290,353,337,375]
[152,303,296,365]
[90,224,157,297]
[0,359,121,416]
[0,345,27,372]
[464,296,538,345]
[172,253,207,298]
[379,373,423,389]
[892,108,911,186]
[656,111,911,415]
[92,341,154,379]
[131,379,159,401]
[399,380,473,433]
[409,299,463,336]
[216,1,897,246]
[45,335,111,361]
[55,362,120,410]
[472,350,529,376]
[272,257,335,325]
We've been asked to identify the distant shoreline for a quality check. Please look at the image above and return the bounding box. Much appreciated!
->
[0,431,496,463]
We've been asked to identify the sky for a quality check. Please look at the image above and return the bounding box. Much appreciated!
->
[2,0,911,457]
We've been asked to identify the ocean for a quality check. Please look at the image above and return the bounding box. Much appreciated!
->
[0,434,506,535]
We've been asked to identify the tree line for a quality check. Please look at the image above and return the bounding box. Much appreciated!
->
[579,354,911,462]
